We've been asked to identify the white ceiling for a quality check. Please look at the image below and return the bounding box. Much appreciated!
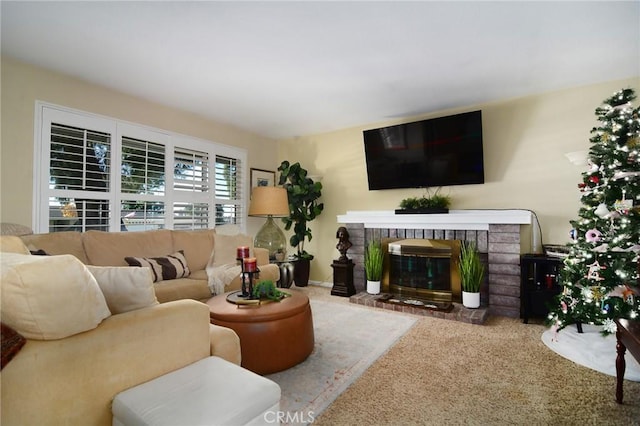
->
[2,1,639,139]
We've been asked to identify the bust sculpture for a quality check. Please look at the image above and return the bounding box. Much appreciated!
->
[335,226,352,262]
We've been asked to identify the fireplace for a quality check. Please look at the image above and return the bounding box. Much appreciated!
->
[383,238,461,303]
[337,210,537,318]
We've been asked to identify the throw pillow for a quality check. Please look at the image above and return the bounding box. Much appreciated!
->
[125,250,190,282]
[1,322,26,370]
[87,266,159,314]
[0,236,31,255]
[0,252,111,340]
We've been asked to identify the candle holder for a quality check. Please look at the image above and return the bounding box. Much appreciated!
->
[237,257,260,298]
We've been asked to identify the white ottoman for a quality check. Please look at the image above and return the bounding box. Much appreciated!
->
[112,357,281,426]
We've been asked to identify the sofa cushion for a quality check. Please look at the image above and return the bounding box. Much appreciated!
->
[125,251,190,283]
[20,231,89,264]
[212,234,253,267]
[171,229,215,271]
[0,236,31,255]
[153,277,213,303]
[87,266,159,314]
[83,229,173,266]
[0,253,111,340]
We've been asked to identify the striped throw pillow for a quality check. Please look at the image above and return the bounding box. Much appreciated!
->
[125,250,190,283]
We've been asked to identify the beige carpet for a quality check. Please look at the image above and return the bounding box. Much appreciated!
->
[296,285,640,425]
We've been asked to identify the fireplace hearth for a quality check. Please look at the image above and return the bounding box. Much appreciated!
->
[349,292,488,324]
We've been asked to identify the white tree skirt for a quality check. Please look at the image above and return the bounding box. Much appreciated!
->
[542,323,640,382]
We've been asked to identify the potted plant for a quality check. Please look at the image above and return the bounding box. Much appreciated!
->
[459,241,485,308]
[396,187,451,214]
[364,240,384,294]
[277,160,324,287]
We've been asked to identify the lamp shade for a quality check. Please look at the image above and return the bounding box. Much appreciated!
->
[248,186,290,217]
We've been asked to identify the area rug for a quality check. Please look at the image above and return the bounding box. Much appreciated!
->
[266,299,417,425]
[542,323,640,381]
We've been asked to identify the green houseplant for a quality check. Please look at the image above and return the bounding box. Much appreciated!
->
[277,160,324,286]
[364,240,384,294]
[397,187,451,214]
[458,241,485,308]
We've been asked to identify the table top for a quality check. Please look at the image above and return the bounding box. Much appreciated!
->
[206,289,309,323]
[615,318,640,338]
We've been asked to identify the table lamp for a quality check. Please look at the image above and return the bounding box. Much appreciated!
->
[248,186,290,260]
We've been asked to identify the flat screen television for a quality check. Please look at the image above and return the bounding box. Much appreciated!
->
[363,110,485,190]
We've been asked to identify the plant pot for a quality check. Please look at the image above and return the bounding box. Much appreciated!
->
[462,291,480,309]
[395,208,449,214]
[367,280,381,295]
[293,258,310,287]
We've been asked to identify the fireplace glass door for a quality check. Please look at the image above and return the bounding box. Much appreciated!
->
[382,238,462,302]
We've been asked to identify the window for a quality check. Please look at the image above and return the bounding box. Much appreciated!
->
[35,103,247,233]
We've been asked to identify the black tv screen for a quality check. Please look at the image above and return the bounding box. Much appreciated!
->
[363,111,485,190]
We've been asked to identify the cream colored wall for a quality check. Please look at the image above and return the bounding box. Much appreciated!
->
[278,77,640,284]
[0,56,278,236]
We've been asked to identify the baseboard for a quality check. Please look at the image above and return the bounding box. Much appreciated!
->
[308,281,332,288]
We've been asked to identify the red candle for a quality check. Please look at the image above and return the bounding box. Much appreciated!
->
[237,246,250,259]
[243,257,257,272]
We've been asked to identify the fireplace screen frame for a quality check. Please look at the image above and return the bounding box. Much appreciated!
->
[382,238,462,303]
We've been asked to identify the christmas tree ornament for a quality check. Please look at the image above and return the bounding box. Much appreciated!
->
[594,203,610,218]
[622,286,634,304]
[569,228,578,241]
[585,229,602,243]
[586,261,605,282]
[603,318,617,334]
[591,286,604,301]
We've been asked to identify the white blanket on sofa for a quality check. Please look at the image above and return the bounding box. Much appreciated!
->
[205,263,242,295]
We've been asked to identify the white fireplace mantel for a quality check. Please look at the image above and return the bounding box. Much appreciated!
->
[337,209,534,231]
[337,209,541,252]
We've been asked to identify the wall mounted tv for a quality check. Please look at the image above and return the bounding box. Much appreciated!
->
[363,110,485,190]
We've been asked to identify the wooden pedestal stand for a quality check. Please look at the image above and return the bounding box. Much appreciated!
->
[331,259,355,297]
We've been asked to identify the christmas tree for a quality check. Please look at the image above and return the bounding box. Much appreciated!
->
[547,88,640,335]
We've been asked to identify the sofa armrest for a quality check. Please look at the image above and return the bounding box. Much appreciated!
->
[1,300,211,426]
[209,324,241,365]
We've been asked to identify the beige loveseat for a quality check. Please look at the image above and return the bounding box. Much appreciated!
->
[19,228,279,302]
[0,242,243,425]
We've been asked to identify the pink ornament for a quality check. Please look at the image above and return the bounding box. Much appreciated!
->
[585,229,602,243]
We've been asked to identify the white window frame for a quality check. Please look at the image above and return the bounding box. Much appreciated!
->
[33,101,248,233]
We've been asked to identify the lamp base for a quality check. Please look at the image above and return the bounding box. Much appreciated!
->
[254,216,286,260]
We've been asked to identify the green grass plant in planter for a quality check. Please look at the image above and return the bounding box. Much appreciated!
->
[364,240,383,294]
[278,160,324,286]
[459,241,485,308]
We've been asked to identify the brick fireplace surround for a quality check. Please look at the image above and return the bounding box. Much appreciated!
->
[337,210,538,320]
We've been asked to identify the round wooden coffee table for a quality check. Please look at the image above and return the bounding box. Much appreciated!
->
[206,290,314,375]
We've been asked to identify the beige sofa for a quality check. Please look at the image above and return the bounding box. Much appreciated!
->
[0,242,243,425]
[19,228,279,302]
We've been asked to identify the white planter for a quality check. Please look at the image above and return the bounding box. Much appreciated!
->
[462,291,480,309]
[367,280,381,295]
